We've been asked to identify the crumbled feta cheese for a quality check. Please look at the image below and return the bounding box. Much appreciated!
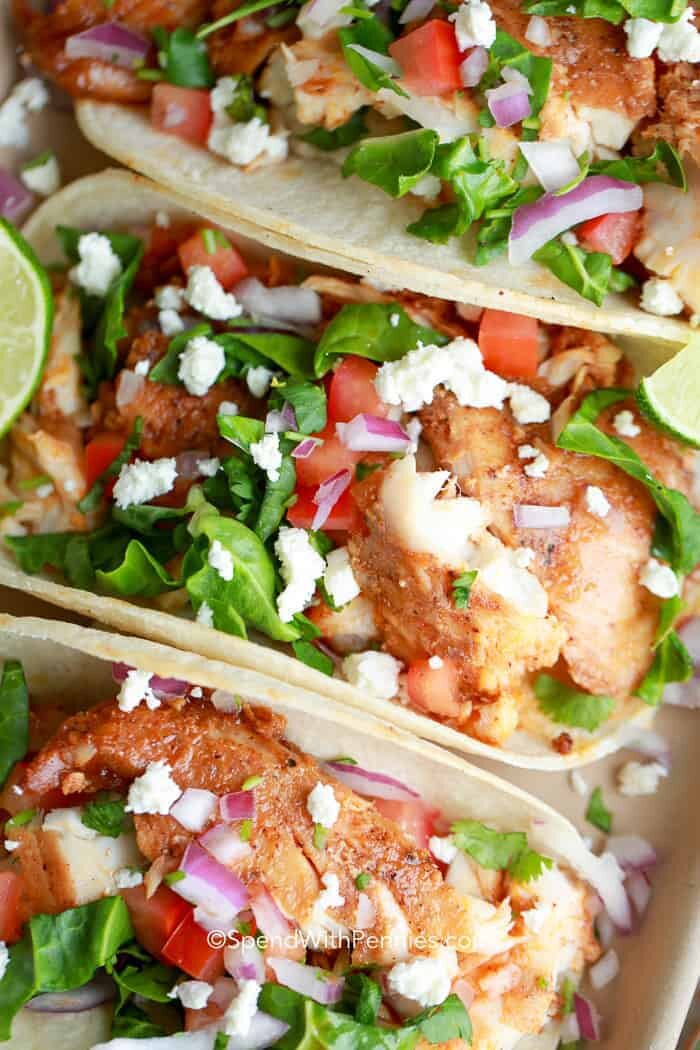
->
[307,782,340,829]
[318,872,345,910]
[569,770,588,796]
[389,312,401,328]
[411,174,442,200]
[134,359,151,377]
[618,760,668,796]
[449,0,497,50]
[191,686,203,698]
[657,5,700,62]
[210,76,240,114]
[250,432,283,482]
[218,400,239,417]
[14,78,49,112]
[118,669,160,713]
[159,309,185,336]
[3,840,20,852]
[585,485,611,518]
[155,210,170,228]
[342,651,403,700]
[246,365,274,399]
[35,482,54,499]
[113,457,177,509]
[375,337,508,413]
[388,947,458,1008]
[196,602,214,627]
[208,539,235,582]
[640,557,679,598]
[521,902,551,934]
[406,417,422,453]
[0,78,48,148]
[275,526,326,621]
[126,760,182,815]
[209,116,288,168]
[114,868,144,889]
[323,547,360,608]
[177,335,226,396]
[69,233,122,297]
[524,452,549,478]
[0,942,8,982]
[624,16,663,57]
[169,980,213,1010]
[155,285,186,311]
[185,265,242,321]
[429,835,458,864]
[613,409,640,438]
[640,277,684,317]
[471,538,548,617]
[21,153,60,196]
[224,979,261,1037]
[508,383,551,424]
[198,457,220,477]
[518,444,539,460]
[428,655,444,670]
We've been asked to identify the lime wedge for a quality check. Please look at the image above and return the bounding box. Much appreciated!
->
[637,334,700,449]
[0,219,53,438]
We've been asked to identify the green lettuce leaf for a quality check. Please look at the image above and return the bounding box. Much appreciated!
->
[0,660,29,789]
[533,238,635,307]
[314,303,447,376]
[343,129,439,198]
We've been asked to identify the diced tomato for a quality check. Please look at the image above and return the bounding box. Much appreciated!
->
[0,872,23,943]
[478,309,539,378]
[151,84,212,146]
[293,423,361,488]
[121,883,190,959]
[389,21,462,97]
[406,657,462,719]
[286,486,361,532]
[373,799,438,851]
[328,357,387,423]
[577,211,640,266]
[161,911,226,981]
[84,432,128,491]
[178,228,249,290]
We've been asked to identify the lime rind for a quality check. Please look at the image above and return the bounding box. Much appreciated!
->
[0,218,54,439]
[636,334,700,450]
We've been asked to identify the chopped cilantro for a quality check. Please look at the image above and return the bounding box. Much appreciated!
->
[81,799,127,839]
[451,819,552,882]
[586,787,612,833]
[241,775,263,790]
[453,570,478,609]
[355,872,372,890]
[534,674,615,732]
[313,823,329,850]
[164,870,186,885]
[239,819,253,842]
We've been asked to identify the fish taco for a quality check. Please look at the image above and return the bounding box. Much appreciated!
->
[0,170,698,770]
[0,612,635,1048]
[8,0,700,340]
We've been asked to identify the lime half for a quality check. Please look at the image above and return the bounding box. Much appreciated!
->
[637,334,700,449]
[0,219,53,438]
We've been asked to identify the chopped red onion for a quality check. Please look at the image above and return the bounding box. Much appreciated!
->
[590,948,619,990]
[399,0,435,21]
[336,414,411,453]
[111,662,191,699]
[509,176,643,264]
[518,140,580,193]
[525,13,552,45]
[225,939,266,984]
[220,788,256,822]
[596,911,615,950]
[591,852,633,932]
[663,680,700,708]
[574,993,601,1041]
[0,169,33,223]
[26,975,115,1013]
[265,403,297,434]
[65,22,150,68]
[170,788,217,833]
[559,1011,580,1043]
[250,885,294,947]
[514,504,571,529]
[346,44,402,76]
[626,869,652,918]
[115,369,145,410]
[298,0,349,33]
[200,823,253,865]
[231,1012,291,1050]
[679,617,700,663]
[292,437,322,459]
[311,468,352,530]
[268,958,344,1005]
[211,689,240,713]
[606,835,657,872]
[324,761,420,801]
[175,841,249,919]
[486,81,531,128]
[235,277,322,326]
[459,47,488,87]
[175,450,209,480]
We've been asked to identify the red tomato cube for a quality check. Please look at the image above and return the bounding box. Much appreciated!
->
[389,21,463,97]
[178,228,249,290]
[478,309,539,378]
[577,211,640,266]
[151,84,212,147]
[328,356,387,423]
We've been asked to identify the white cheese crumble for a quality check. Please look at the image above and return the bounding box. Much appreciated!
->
[208,539,234,582]
[640,277,684,317]
[0,78,48,148]
[155,210,170,228]
[569,770,588,796]
[209,115,288,168]
[524,452,549,478]
[323,547,360,608]
[518,444,539,460]
[134,359,151,377]
[640,557,679,598]
[0,942,8,982]
[185,265,242,321]
[613,409,640,438]
[307,782,341,829]
[623,16,663,57]
[21,153,60,196]
[618,760,668,796]
[177,335,226,396]
[411,174,442,200]
[657,6,700,61]
[429,835,458,864]
[508,383,551,424]
[69,233,122,297]
[388,947,458,1008]
[224,979,261,1037]
[250,432,283,482]
[449,0,497,49]
[246,365,274,399]
[159,309,185,336]
[196,602,215,627]
[218,400,239,417]
[198,457,221,477]
[191,686,203,698]
[114,868,144,889]
[126,761,182,815]
[275,525,326,621]
[35,483,54,499]
[113,457,177,509]
[318,871,345,910]
[169,981,213,1010]
[3,840,19,852]
[428,655,444,669]
[155,285,186,311]
[118,669,160,713]
[585,485,611,518]
[342,650,403,700]
[374,337,508,413]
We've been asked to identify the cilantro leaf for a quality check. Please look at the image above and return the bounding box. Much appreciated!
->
[453,570,477,609]
[81,799,127,838]
[533,674,615,731]
[585,786,612,833]
[451,819,552,882]
[156,26,214,88]
[636,628,693,704]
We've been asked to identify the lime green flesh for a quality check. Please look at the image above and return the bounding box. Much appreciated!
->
[637,334,700,449]
[0,219,53,438]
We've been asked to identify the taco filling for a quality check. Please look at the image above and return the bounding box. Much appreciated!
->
[1,215,699,754]
[0,656,604,1048]
[11,0,700,313]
